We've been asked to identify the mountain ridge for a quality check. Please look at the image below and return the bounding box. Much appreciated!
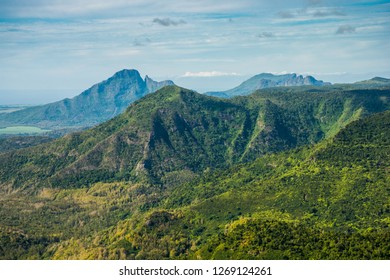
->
[0,69,387,133]
[0,69,174,130]
[354,76,390,85]
[0,84,389,192]
[205,73,331,98]
[1,107,388,260]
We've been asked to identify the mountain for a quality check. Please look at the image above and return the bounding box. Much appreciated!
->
[0,136,53,153]
[205,73,331,98]
[0,83,389,260]
[0,69,174,130]
[112,110,389,260]
[189,110,390,259]
[0,93,388,259]
[355,77,390,85]
[0,84,388,193]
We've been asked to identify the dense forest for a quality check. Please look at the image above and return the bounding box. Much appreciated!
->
[0,84,389,259]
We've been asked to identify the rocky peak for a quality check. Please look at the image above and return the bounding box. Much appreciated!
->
[145,75,175,93]
[205,72,331,97]
[113,69,142,79]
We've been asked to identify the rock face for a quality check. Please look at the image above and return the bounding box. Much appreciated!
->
[0,69,174,129]
[205,73,331,98]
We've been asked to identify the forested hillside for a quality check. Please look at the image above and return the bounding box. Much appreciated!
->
[44,110,388,260]
[0,85,389,259]
[0,85,388,191]
[0,136,53,153]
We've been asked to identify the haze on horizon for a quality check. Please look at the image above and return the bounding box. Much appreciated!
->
[0,0,389,104]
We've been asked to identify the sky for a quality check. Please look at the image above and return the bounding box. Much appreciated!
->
[0,0,389,104]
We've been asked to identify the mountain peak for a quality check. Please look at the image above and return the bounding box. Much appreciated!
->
[370,77,390,83]
[0,69,175,129]
[145,74,175,93]
[354,76,390,85]
[205,72,331,98]
[114,69,141,77]
[109,69,144,84]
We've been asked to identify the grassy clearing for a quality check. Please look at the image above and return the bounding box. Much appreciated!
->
[0,126,51,135]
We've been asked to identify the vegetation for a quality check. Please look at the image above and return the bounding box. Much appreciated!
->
[0,126,51,135]
[0,85,388,190]
[0,136,53,153]
[0,85,389,260]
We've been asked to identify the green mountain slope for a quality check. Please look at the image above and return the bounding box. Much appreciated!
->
[0,85,388,192]
[0,85,389,260]
[0,136,53,153]
[2,107,387,260]
[190,111,390,259]
[0,69,174,130]
[67,110,387,260]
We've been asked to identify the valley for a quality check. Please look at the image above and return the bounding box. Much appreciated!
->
[0,77,389,260]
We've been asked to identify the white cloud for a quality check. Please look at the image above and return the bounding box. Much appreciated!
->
[0,0,149,18]
[269,71,294,75]
[276,6,345,23]
[301,71,348,76]
[182,71,240,77]
[0,0,264,18]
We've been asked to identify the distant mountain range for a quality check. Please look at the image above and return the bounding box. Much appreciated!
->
[0,69,388,134]
[205,73,331,98]
[0,69,174,129]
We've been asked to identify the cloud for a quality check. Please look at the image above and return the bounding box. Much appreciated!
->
[278,7,345,20]
[0,0,268,19]
[336,25,356,34]
[270,71,293,75]
[278,11,295,19]
[5,28,24,32]
[258,32,274,38]
[0,0,140,18]
[301,71,348,76]
[153,18,186,27]
[312,9,345,17]
[182,71,239,77]
[133,38,151,47]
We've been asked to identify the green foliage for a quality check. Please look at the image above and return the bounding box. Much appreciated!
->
[198,218,390,260]
[0,86,389,260]
[1,86,389,191]
[0,136,53,153]
[0,126,51,135]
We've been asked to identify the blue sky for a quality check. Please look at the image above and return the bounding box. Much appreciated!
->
[0,0,389,104]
